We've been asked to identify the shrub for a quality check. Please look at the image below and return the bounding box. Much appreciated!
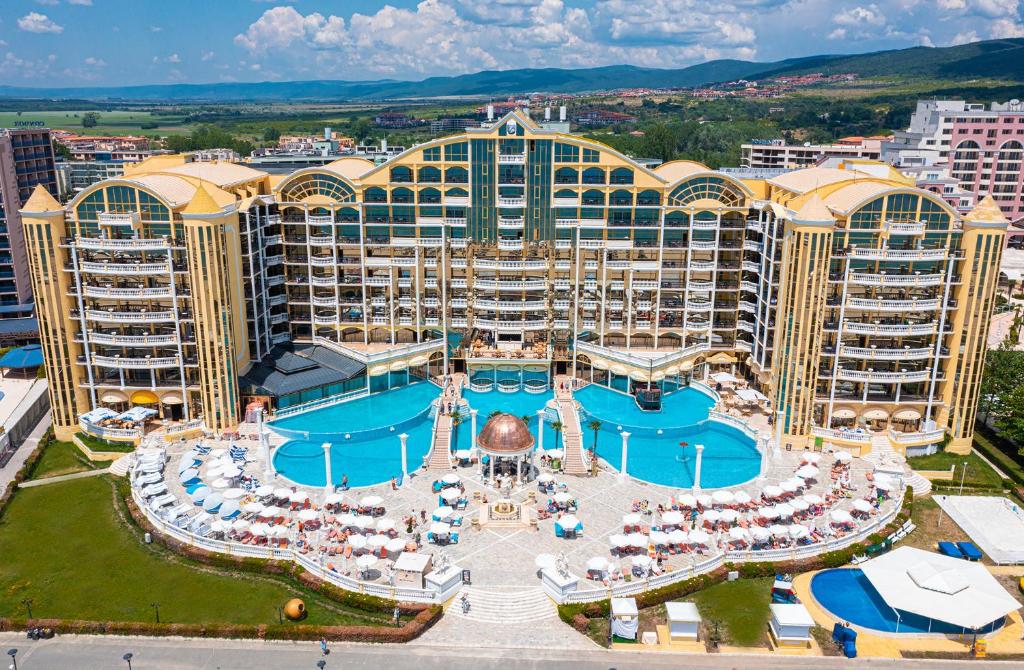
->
[571,613,590,632]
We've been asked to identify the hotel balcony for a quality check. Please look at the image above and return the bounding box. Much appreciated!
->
[835,368,930,383]
[79,261,173,275]
[310,255,335,267]
[445,217,468,227]
[842,321,938,336]
[811,426,871,446]
[475,299,547,311]
[424,278,439,289]
[691,240,717,251]
[848,247,946,261]
[312,296,336,307]
[743,240,763,253]
[264,233,283,245]
[75,237,174,251]
[475,318,547,332]
[475,278,546,290]
[846,297,942,312]
[82,285,175,300]
[78,420,142,442]
[475,259,546,271]
[366,276,391,287]
[556,218,578,228]
[848,272,944,287]
[885,221,926,235]
[837,345,933,361]
[265,254,284,266]
[887,428,945,447]
[92,354,181,370]
[97,212,138,226]
[311,275,336,287]
[497,153,526,164]
[87,332,179,347]
[554,280,572,290]
[84,309,176,323]
[690,260,715,271]
[451,298,468,309]
[308,235,334,246]
[450,238,469,248]
[552,196,580,207]
[451,278,468,289]
[498,216,525,230]
[497,196,525,207]
[451,317,468,327]
[308,215,334,224]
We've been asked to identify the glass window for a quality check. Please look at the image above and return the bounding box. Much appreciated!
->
[423,146,441,161]
[280,172,355,202]
[554,142,579,163]
[582,148,600,163]
[444,142,468,161]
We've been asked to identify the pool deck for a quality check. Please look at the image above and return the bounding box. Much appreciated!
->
[793,570,1024,658]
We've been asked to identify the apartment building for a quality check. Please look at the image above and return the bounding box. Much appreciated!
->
[741,137,886,170]
[21,111,1005,456]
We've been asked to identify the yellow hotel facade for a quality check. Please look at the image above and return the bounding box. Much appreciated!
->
[20,111,1006,455]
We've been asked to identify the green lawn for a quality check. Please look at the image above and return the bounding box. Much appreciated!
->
[29,440,100,480]
[0,476,387,626]
[907,451,1005,489]
[690,577,772,647]
[0,110,193,136]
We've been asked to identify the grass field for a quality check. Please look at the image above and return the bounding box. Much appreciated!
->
[29,440,100,480]
[0,476,388,626]
[906,451,1006,489]
[691,577,772,646]
[0,110,193,136]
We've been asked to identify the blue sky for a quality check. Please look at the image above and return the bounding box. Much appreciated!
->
[1,0,1022,87]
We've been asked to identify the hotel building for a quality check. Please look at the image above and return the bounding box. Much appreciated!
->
[20,111,1006,455]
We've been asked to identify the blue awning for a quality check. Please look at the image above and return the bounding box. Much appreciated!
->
[80,407,118,424]
[0,344,43,369]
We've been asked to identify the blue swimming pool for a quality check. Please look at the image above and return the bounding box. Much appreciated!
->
[452,388,560,452]
[576,384,760,489]
[811,569,1006,635]
[269,381,439,488]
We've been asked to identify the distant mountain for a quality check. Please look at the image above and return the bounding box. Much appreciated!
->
[1,38,1022,103]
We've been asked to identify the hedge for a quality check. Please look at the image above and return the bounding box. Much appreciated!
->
[559,486,915,631]
[75,431,137,453]
[972,423,1024,487]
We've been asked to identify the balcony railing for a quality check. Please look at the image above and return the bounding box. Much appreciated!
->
[888,428,944,445]
[848,273,944,287]
[88,332,178,346]
[835,369,930,383]
[80,261,169,275]
[85,309,175,323]
[846,298,941,312]
[79,420,142,441]
[76,237,172,250]
[811,426,871,444]
[93,355,180,369]
[838,345,932,361]
[82,285,174,299]
[476,318,547,331]
[843,321,937,336]
[849,247,946,261]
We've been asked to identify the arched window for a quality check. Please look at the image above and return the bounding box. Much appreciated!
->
[555,166,578,184]
[582,167,605,185]
[997,140,1023,181]
[667,176,745,207]
[637,189,661,206]
[581,189,605,206]
[279,172,355,202]
[952,140,981,187]
[390,166,413,183]
[609,167,634,185]
[665,211,687,227]
[445,166,468,184]
[419,187,441,204]
[391,187,414,204]
[609,189,633,207]
[418,166,441,183]
[445,187,469,197]
[363,187,387,203]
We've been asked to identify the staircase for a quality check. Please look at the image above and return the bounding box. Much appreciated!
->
[554,375,588,476]
[108,454,134,477]
[426,374,465,471]
[866,434,932,496]
[448,586,556,624]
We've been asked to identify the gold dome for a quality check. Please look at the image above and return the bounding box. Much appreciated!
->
[477,413,535,455]
[283,598,306,621]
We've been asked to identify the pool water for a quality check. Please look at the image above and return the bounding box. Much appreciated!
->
[810,569,1005,635]
[452,388,560,452]
[576,384,760,489]
[270,381,439,488]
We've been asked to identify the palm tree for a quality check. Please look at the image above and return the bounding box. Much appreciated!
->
[588,419,602,451]
[520,414,532,427]
[488,409,502,420]
[450,409,464,451]
[551,420,564,449]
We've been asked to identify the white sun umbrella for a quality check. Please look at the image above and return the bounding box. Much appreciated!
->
[537,472,555,483]
[803,493,824,505]
[298,508,319,522]
[790,498,810,512]
[649,530,670,546]
[260,505,282,518]
[758,506,779,520]
[622,512,641,525]
[356,554,377,570]
[220,465,242,479]
[632,555,653,567]
[852,499,873,513]
[347,534,368,549]
[775,503,795,518]
[324,493,344,505]
[337,512,357,526]
[385,538,406,553]
[210,477,231,489]
[255,485,275,497]
[768,524,789,537]
[734,491,753,506]
[796,465,820,479]
[441,473,461,485]
[354,515,376,529]
[835,451,853,464]
[719,509,739,524]
[440,488,461,503]
[687,529,710,545]
[677,493,697,508]
[802,452,822,464]
[587,556,609,572]
[232,518,251,532]
[433,506,454,519]
[626,532,649,547]
[179,468,200,483]
[360,495,383,507]
[249,523,270,537]
[273,487,292,499]
[780,479,801,493]
[696,494,712,508]
[553,492,573,504]
[830,509,853,524]
[546,448,564,458]
[430,521,451,535]
[788,524,810,539]
[453,450,472,460]
[750,526,770,542]
[729,527,751,542]
[711,490,734,506]
[556,514,580,530]
[661,510,684,525]
[609,534,629,548]
[202,493,223,511]
[702,509,721,523]
[376,518,397,532]
[242,501,264,514]
[763,485,784,499]
[668,529,688,545]
[179,455,198,471]
[272,525,290,539]
[202,464,221,478]
[535,553,557,570]
[209,448,226,459]
[289,490,309,504]
[219,500,240,519]
[873,478,893,491]
[223,488,245,500]
[366,534,389,549]
[210,519,226,534]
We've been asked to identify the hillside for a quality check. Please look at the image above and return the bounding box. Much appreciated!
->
[0,38,1021,103]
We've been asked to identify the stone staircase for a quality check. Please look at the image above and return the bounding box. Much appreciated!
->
[426,375,465,471]
[108,454,134,477]
[447,586,556,624]
[554,376,588,476]
[866,434,932,496]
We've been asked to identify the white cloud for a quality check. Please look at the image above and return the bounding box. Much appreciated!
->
[201,51,216,61]
[166,53,181,63]
[17,12,63,34]
[833,5,887,27]
[150,25,162,32]
[828,27,848,40]
[951,29,979,44]
[84,56,105,66]
[989,17,1024,37]
[68,0,93,5]
[35,0,59,6]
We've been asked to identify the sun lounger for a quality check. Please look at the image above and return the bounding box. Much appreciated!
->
[164,503,192,520]
[150,494,176,509]
[956,541,982,561]
[937,541,964,559]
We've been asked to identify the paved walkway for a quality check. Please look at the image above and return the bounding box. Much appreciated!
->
[0,414,50,491]
[19,467,110,488]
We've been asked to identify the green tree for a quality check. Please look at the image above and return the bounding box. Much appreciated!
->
[995,385,1024,452]
[551,420,564,449]
[81,112,100,128]
[350,118,372,144]
[979,344,1024,424]
[588,419,602,450]
[639,122,679,163]
[263,126,281,142]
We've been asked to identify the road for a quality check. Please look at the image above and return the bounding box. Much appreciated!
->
[2,634,1022,670]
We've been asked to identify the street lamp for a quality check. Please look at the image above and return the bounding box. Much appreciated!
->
[150,602,160,623]
[123,652,134,669]
[7,648,17,670]
[959,461,968,496]
[20,599,32,620]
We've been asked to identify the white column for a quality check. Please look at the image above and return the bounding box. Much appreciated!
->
[322,442,333,493]
[489,455,495,482]
[757,435,769,481]
[470,409,478,452]
[693,443,704,492]
[516,455,522,486]
[259,409,272,480]
[619,431,631,481]
[774,408,784,457]
[399,432,409,487]
[536,409,545,452]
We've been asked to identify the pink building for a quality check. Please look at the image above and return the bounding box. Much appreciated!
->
[949,100,1024,242]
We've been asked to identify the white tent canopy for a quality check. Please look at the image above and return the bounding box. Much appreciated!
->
[860,546,1021,630]
[710,371,739,384]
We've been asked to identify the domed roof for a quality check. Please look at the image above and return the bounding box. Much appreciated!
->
[476,413,535,455]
